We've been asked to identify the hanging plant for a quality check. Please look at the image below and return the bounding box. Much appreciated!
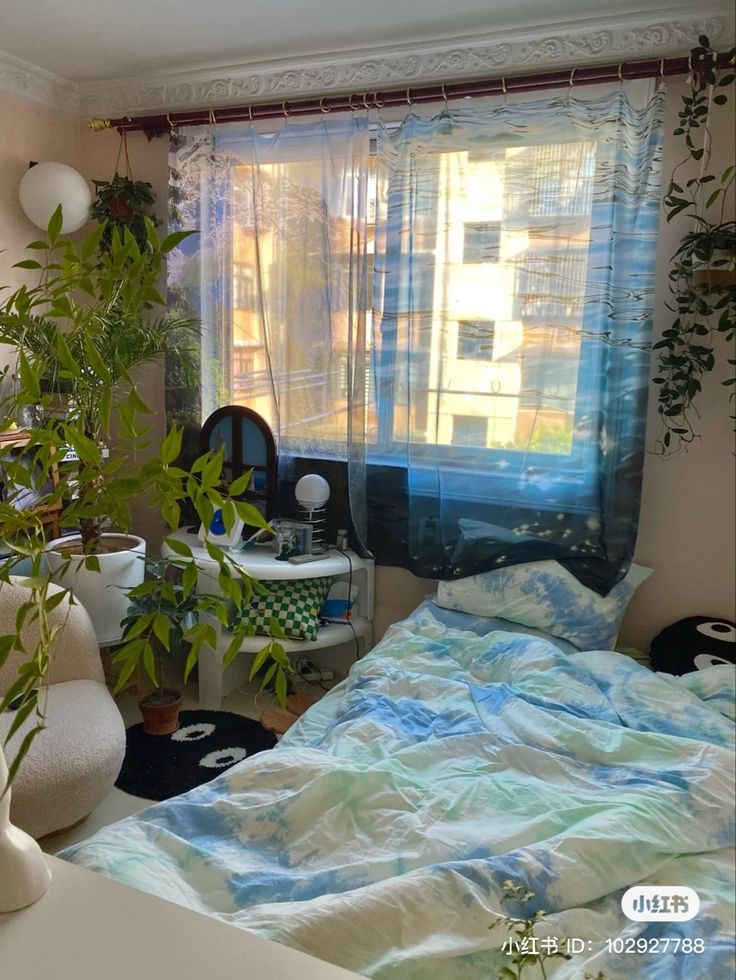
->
[654,36,736,454]
[90,172,161,254]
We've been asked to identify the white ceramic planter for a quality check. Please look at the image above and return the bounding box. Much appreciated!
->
[45,534,146,646]
[0,746,52,913]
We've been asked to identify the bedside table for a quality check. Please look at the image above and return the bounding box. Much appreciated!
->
[161,530,375,707]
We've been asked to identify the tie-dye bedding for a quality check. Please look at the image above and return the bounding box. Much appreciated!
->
[63,605,735,979]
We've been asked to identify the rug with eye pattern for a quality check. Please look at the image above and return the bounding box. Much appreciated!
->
[115,710,278,801]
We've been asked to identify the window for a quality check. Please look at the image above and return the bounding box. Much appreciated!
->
[373,139,597,471]
[233,265,255,310]
[463,222,501,263]
[219,140,597,475]
[457,320,495,360]
[451,414,488,447]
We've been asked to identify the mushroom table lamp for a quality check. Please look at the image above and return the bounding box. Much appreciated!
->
[294,474,330,552]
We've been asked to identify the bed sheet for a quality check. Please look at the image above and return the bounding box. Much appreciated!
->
[63,608,735,979]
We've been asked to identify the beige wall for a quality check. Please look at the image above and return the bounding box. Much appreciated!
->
[80,127,171,547]
[4,87,734,652]
[618,77,736,650]
[0,91,81,392]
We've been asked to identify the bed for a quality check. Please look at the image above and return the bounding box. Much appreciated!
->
[62,600,735,979]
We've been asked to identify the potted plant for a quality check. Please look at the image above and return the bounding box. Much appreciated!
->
[90,172,161,255]
[0,209,291,788]
[118,557,197,734]
[654,36,736,454]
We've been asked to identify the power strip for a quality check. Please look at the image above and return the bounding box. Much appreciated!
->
[294,659,334,683]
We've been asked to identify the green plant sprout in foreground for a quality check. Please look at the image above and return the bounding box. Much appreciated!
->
[490,879,606,980]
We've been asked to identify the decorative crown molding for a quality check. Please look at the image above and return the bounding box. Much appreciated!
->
[77,8,735,117]
[1,5,734,119]
[0,49,79,114]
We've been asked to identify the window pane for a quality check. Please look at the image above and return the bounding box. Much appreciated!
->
[380,139,595,458]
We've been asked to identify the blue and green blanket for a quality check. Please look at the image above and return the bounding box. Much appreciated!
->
[63,606,735,979]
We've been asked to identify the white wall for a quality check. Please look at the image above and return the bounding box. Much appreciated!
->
[2,85,731,653]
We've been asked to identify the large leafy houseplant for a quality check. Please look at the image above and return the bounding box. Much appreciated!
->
[0,209,290,788]
[655,37,736,454]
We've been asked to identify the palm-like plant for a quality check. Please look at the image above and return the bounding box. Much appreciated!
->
[0,210,290,789]
[0,210,196,553]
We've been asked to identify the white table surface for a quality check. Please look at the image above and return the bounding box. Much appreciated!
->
[0,855,362,979]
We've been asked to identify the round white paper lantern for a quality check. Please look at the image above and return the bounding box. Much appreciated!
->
[19,162,92,234]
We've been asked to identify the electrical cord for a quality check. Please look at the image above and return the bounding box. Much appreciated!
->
[341,547,361,661]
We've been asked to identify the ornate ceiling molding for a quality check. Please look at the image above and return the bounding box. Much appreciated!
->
[0,49,79,114]
[77,9,734,117]
[1,5,733,118]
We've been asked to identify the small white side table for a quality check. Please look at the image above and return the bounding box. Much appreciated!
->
[0,855,361,979]
[161,531,375,707]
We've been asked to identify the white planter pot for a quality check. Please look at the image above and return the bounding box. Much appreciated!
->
[45,534,146,646]
[0,745,51,913]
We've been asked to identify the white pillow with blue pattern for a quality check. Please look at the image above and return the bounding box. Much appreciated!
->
[435,560,652,651]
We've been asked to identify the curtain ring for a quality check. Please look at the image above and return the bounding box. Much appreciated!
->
[248,105,254,123]
[363,93,371,110]
[618,64,624,83]
[166,113,175,131]
[319,97,331,114]
[687,53,693,73]
[348,93,358,111]
[501,77,508,96]
[373,92,384,109]
[208,109,216,125]
[568,67,577,88]
[441,83,448,104]
[406,87,413,105]
[282,101,291,117]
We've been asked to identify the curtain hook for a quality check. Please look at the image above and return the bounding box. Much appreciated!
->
[441,83,448,104]
[568,67,577,88]
[166,113,175,132]
[618,63,624,83]
[282,101,291,118]
[319,97,331,114]
[406,87,413,106]
[248,105,253,123]
[208,108,216,125]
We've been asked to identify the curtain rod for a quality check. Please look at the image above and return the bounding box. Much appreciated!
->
[89,51,732,139]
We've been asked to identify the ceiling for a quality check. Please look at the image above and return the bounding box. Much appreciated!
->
[0,0,704,83]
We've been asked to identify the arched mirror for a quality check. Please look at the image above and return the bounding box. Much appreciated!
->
[199,406,277,520]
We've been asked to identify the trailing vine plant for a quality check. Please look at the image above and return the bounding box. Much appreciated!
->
[654,36,736,454]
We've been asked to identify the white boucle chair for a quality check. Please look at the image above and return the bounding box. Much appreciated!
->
[0,577,126,840]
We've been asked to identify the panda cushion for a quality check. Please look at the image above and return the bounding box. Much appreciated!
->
[650,616,736,675]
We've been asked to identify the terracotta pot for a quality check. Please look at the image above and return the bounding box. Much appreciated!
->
[138,689,182,736]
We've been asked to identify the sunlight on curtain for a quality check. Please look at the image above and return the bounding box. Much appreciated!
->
[369,85,665,591]
[167,116,371,541]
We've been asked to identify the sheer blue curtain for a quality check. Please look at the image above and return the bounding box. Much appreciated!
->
[367,84,665,592]
[167,114,371,542]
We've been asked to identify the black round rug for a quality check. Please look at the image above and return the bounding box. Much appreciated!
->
[115,710,277,801]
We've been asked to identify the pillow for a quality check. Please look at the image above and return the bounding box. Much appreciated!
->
[233,577,332,641]
[435,561,652,651]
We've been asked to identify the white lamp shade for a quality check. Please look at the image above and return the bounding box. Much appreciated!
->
[295,474,330,508]
[19,162,92,234]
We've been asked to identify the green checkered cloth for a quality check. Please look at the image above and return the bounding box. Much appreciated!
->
[235,576,333,641]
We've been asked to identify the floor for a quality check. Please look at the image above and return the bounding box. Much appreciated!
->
[39,676,283,855]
